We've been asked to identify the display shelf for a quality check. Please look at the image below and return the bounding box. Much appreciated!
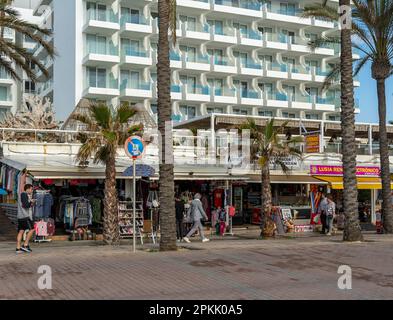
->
[118,201,144,243]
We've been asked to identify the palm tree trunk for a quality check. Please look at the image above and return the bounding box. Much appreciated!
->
[158,0,177,251]
[376,78,393,233]
[103,151,119,245]
[261,161,272,235]
[340,0,363,241]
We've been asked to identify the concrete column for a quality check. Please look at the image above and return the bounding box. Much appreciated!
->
[319,121,324,153]
[368,124,373,155]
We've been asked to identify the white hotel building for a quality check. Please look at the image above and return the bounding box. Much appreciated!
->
[25,0,360,122]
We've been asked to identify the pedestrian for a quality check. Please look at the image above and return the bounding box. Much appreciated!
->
[183,193,210,243]
[175,195,184,241]
[318,193,328,234]
[16,184,36,254]
[325,194,336,236]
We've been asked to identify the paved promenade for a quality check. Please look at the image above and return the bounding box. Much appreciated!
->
[0,233,392,300]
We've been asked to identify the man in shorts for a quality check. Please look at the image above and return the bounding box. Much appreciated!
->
[16,184,36,254]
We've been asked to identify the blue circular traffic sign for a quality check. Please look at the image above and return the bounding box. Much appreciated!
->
[125,136,145,159]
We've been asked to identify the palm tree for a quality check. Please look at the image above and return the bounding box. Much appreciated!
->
[303,0,364,241]
[305,0,393,235]
[71,103,143,245]
[0,3,54,82]
[157,0,177,251]
[239,118,302,237]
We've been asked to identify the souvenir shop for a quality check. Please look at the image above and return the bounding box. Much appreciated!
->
[0,161,108,241]
[173,179,235,236]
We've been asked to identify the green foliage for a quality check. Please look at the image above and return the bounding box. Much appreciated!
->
[239,118,303,174]
[0,3,55,82]
[71,102,143,165]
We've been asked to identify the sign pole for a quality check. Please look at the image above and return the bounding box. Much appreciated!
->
[133,157,136,253]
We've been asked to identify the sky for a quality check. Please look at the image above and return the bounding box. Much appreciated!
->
[355,61,393,124]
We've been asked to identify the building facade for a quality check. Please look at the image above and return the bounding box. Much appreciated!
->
[28,0,359,122]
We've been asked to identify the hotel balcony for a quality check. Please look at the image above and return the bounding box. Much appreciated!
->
[239,89,263,106]
[177,22,210,43]
[120,14,153,37]
[182,53,211,72]
[183,84,211,103]
[120,48,152,69]
[265,92,289,108]
[36,80,53,98]
[208,25,237,45]
[83,75,119,99]
[237,59,263,77]
[176,0,210,12]
[0,69,13,86]
[33,34,53,59]
[210,87,237,104]
[265,62,288,79]
[263,5,312,27]
[83,9,120,36]
[211,0,263,18]
[83,43,120,67]
[170,84,182,100]
[120,79,152,100]
[209,56,237,75]
[0,90,13,107]
[170,51,182,69]
[35,57,54,82]
[237,29,263,49]
[287,65,313,82]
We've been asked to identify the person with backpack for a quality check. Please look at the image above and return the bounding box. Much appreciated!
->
[183,193,210,243]
[325,194,336,236]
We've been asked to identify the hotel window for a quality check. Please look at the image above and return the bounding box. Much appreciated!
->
[259,0,271,10]
[180,75,196,93]
[281,29,296,44]
[305,114,319,120]
[233,108,249,115]
[121,8,140,24]
[328,115,341,121]
[86,2,108,21]
[207,107,224,114]
[258,83,273,99]
[258,110,273,117]
[258,26,273,40]
[282,112,296,119]
[179,16,196,31]
[0,108,7,121]
[24,81,36,94]
[207,48,224,65]
[120,70,140,88]
[180,105,196,120]
[86,34,107,55]
[280,3,296,15]
[233,23,247,36]
[180,45,197,62]
[207,20,223,35]
[283,85,296,101]
[207,78,224,95]
[87,67,107,88]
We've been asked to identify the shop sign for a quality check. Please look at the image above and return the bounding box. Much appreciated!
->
[269,156,299,169]
[310,165,380,176]
[305,134,320,153]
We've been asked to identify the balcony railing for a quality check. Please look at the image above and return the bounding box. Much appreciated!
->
[122,48,148,57]
[86,42,118,56]
[120,79,151,91]
[85,74,118,90]
[120,14,148,26]
[214,0,261,11]
[86,8,118,23]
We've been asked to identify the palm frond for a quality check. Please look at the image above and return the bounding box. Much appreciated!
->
[91,104,112,130]
[116,103,137,124]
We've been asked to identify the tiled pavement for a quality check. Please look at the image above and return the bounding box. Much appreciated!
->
[0,233,392,300]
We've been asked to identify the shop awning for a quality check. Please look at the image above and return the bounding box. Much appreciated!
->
[247,174,327,184]
[313,175,393,190]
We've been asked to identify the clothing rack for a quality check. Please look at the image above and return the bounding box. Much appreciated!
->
[33,189,54,243]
